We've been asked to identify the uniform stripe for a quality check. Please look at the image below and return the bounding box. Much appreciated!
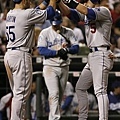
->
[19,52,27,119]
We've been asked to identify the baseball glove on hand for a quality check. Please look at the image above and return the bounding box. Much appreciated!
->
[57,48,68,60]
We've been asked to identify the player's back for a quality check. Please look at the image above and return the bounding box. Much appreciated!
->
[6,8,47,49]
[6,9,35,49]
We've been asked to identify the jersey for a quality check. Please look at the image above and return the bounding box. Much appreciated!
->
[37,26,78,66]
[6,8,47,50]
[79,6,112,48]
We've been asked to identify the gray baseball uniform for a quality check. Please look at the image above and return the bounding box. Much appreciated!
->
[37,25,79,120]
[75,7,114,120]
[4,6,50,120]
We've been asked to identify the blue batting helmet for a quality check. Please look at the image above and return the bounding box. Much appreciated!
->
[13,0,22,3]
[50,10,62,26]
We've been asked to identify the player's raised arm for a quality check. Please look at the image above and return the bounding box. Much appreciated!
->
[57,0,100,22]
[39,0,49,10]
[39,0,56,10]
[58,0,99,15]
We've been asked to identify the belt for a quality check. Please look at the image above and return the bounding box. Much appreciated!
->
[89,46,110,53]
[7,47,32,53]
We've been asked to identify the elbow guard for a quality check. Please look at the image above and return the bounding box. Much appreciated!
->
[46,6,55,19]
[68,9,80,23]
[87,8,96,20]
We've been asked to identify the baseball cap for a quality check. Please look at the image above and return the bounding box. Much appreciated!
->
[50,10,62,26]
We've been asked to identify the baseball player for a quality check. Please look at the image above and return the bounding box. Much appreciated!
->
[4,0,57,119]
[37,10,79,120]
[57,0,115,120]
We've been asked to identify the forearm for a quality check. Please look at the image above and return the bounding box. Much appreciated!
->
[39,3,47,10]
[38,47,57,58]
[49,0,56,10]
[68,45,79,54]
[58,1,70,15]
[76,3,88,15]
[75,0,95,15]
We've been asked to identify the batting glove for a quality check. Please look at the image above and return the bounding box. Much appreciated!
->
[57,48,68,60]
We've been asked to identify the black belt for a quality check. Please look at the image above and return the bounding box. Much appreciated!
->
[8,47,32,53]
[89,46,110,53]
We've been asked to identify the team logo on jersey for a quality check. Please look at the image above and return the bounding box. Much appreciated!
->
[35,9,44,15]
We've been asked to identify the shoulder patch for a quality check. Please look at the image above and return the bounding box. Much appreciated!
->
[35,9,44,15]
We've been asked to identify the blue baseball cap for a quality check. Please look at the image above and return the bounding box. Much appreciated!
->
[50,10,62,26]
[112,81,120,89]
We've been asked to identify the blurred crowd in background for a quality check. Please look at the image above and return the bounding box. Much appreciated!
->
[0,0,120,119]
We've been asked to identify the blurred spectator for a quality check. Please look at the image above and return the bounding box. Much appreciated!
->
[69,20,84,44]
[30,0,39,8]
[62,16,71,28]
[62,16,85,45]
[30,80,37,120]
[1,0,15,20]
[108,0,120,10]
[30,79,49,119]
[0,92,13,120]
[110,17,120,57]
[100,0,110,9]
[110,2,120,25]
[0,18,7,55]
[32,26,41,56]
[72,92,98,114]
[108,80,120,114]
[61,81,74,115]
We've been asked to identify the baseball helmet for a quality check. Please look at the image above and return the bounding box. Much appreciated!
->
[13,0,22,3]
[50,10,62,26]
